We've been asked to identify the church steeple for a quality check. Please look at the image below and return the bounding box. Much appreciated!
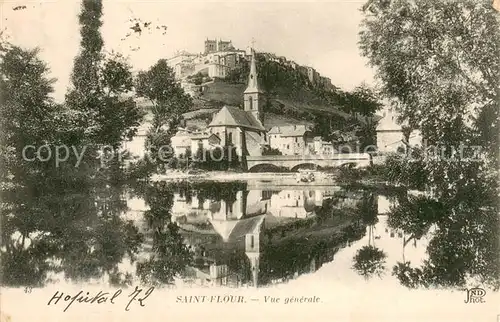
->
[244,49,262,94]
[244,48,264,125]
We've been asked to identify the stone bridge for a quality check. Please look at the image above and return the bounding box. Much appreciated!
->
[246,153,371,171]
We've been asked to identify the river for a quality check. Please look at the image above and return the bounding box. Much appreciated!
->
[1,178,497,292]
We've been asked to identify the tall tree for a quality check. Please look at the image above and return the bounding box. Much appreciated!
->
[135,59,192,167]
[65,0,104,143]
[66,0,142,150]
[135,182,192,286]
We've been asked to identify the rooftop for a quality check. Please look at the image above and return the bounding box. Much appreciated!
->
[208,106,265,132]
[268,125,312,137]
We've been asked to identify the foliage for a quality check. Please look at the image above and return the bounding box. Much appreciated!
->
[360,0,499,290]
[384,151,429,190]
[136,59,192,167]
[352,245,387,279]
[262,145,282,156]
[341,83,383,117]
[387,195,446,240]
[360,0,499,157]
[186,71,211,85]
[336,164,362,183]
[356,191,378,226]
[134,182,193,286]
[190,146,241,171]
[388,193,499,290]
[0,45,145,287]
[65,0,142,149]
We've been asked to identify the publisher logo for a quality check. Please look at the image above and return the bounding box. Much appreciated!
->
[463,287,486,304]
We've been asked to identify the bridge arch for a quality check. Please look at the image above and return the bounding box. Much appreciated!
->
[338,162,359,169]
[248,163,286,172]
[290,163,322,172]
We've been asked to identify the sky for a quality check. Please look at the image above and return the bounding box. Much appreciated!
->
[1,0,375,102]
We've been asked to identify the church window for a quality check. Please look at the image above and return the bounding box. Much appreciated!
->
[228,132,233,145]
[250,235,254,248]
[248,97,253,110]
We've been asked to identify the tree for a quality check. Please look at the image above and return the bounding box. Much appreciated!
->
[352,245,387,280]
[65,0,104,143]
[135,182,192,286]
[98,53,143,149]
[359,0,499,157]
[359,0,499,290]
[0,44,145,287]
[0,46,61,286]
[135,59,192,167]
[66,0,142,150]
[344,83,382,117]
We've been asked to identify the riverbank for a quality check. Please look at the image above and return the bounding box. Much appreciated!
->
[150,169,400,192]
[152,170,336,183]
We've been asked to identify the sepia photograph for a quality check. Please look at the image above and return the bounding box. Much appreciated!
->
[0,0,499,321]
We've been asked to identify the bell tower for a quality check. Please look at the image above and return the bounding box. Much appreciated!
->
[245,232,260,288]
[244,48,264,125]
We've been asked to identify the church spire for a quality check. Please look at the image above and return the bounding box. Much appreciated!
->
[244,49,262,94]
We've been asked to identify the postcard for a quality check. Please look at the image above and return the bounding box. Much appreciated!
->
[1,0,499,321]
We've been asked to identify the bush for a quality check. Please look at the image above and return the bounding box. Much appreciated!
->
[167,157,178,169]
[385,151,428,190]
[262,145,282,156]
[337,166,362,183]
[190,146,242,171]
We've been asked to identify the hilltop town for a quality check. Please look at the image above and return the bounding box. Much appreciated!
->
[126,38,418,168]
[168,39,335,97]
[168,46,340,167]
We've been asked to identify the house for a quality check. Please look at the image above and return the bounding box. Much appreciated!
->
[376,107,404,153]
[268,190,316,219]
[268,124,314,155]
[313,137,335,155]
[376,106,422,153]
[207,49,267,158]
[171,129,192,157]
[190,133,221,154]
[306,66,319,85]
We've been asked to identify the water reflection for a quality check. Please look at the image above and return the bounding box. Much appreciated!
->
[167,184,368,287]
[0,177,144,288]
[1,180,498,290]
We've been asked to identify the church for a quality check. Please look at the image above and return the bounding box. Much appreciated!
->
[206,49,267,158]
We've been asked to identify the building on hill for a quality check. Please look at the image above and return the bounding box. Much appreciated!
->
[205,38,234,54]
[207,48,267,158]
[320,76,335,92]
[169,39,246,81]
[268,125,315,156]
[306,66,320,85]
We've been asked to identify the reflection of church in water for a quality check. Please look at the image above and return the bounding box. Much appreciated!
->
[171,188,366,288]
